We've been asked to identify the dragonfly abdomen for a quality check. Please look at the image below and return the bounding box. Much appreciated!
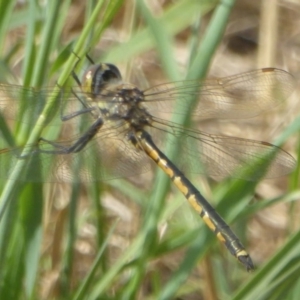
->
[138,129,254,271]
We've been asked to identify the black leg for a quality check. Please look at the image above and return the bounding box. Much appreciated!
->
[38,117,104,154]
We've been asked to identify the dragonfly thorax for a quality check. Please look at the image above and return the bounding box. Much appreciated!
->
[100,84,153,131]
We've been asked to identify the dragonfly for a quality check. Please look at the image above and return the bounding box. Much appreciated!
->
[0,60,296,271]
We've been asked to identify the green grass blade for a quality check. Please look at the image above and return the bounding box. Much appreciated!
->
[73,220,118,300]
[155,1,237,298]
[102,0,216,63]
[0,0,16,54]
[0,0,107,220]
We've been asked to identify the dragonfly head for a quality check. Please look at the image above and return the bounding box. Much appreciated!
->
[81,63,122,99]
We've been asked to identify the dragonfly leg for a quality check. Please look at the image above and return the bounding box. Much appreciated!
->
[34,117,104,155]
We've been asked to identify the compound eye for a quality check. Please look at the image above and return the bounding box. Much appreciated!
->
[81,63,122,97]
[104,64,122,81]
[96,64,122,85]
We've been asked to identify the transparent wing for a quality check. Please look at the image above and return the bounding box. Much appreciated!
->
[150,119,296,181]
[0,68,295,182]
[0,83,95,126]
[0,122,151,182]
[144,68,295,119]
[0,118,295,182]
[0,68,295,125]
[0,84,58,123]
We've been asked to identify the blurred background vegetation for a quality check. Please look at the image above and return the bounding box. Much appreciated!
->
[0,0,299,299]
